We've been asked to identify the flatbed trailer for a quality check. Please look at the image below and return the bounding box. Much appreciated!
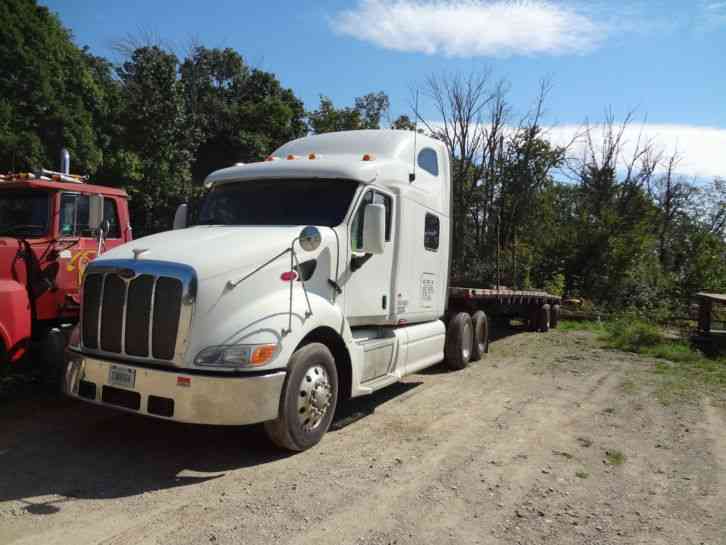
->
[448,287,562,332]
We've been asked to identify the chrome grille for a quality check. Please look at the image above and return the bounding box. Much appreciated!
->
[80,260,196,365]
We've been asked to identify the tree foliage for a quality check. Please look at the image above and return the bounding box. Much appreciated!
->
[308,92,390,134]
[0,0,107,172]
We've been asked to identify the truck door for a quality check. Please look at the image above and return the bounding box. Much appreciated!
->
[57,193,125,292]
[344,188,395,326]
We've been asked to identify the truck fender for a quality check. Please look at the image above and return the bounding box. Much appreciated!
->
[0,280,32,362]
[189,289,350,371]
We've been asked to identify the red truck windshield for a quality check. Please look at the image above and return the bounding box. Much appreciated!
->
[0,191,50,237]
[198,179,359,227]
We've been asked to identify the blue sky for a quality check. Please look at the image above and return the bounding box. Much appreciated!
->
[42,0,726,178]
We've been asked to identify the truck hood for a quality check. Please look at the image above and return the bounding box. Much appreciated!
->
[96,226,310,280]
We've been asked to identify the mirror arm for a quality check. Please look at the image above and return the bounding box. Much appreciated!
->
[350,253,373,272]
[96,226,106,256]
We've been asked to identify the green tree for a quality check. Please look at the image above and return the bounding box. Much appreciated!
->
[180,46,305,182]
[116,46,195,236]
[391,115,416,131]
[308,92,390,134]
[0,0,107,173]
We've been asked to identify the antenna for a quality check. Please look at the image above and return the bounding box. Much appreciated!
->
[409,89,419,183]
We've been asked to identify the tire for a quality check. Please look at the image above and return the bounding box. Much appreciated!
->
[264,343,338,452]
[538,304,551,332]
[550,304,561,329]
[39,329,66,387]
[528,306,539,331]
[444,312,473,370]
[470,310,489,361]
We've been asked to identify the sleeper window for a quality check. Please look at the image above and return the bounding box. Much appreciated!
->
[418,148,439,177]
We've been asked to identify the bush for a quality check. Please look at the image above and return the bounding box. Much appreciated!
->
[606,318,663,352]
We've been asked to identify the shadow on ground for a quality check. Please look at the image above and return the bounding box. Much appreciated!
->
[0,373,418,514]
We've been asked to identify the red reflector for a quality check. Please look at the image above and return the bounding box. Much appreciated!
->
[177,376,191,387]
[281,271,298,282]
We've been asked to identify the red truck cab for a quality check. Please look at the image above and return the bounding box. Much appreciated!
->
[0,172,131,365]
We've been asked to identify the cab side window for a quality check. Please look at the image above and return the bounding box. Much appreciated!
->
[60,194,82,236]
[351,190,392,251]
[103,199,121,238]
[60,194,120,238]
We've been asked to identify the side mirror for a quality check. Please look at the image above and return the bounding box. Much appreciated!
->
[173,203,188,230]
[299,225,321,252]
[362,204,386,255]
[88,194,104,232]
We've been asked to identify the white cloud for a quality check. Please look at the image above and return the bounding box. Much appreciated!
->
[544,123,726,179]
[330,0,605,57]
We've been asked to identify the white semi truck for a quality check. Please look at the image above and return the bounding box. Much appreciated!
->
[64,130,559,451]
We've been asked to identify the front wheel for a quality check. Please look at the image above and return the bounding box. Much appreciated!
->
[264,343,338,452]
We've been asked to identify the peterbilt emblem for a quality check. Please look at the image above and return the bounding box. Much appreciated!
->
[118,268,136,280]
[132,248,149,260]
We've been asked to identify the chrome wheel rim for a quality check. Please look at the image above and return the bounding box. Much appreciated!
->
[296,365,332,432]
[462,320,473,361]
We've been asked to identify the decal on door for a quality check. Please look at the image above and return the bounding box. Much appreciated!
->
[396,293,408,314]
[66,250,96,284]
[420,273,436,309]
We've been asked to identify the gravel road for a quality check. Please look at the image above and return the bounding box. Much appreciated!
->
[1,328,725,545]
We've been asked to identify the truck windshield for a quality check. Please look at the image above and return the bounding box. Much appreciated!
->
[198,179,359,227]
[0,191,50,237]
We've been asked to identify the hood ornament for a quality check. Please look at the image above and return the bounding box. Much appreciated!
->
[132,248,150,260]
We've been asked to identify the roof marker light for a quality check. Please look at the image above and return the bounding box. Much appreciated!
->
[362,153,375,161]
[308,153,317,160]
[286,154,297,160]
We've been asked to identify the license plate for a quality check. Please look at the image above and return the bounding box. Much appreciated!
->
[109,365,136,389]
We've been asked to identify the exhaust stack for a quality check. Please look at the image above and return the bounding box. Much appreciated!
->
[60,148,70,175]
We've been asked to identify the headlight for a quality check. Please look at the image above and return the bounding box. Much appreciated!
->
[194,344,277,368]
[68,324,81,350]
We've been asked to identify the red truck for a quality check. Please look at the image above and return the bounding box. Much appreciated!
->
[0,158,131,369]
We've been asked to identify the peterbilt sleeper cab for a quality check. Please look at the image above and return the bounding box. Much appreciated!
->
[64,129,462,451]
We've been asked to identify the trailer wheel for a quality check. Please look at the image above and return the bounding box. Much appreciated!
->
[538,304,551,332]
[264,343,338,452]
[528,306,539,331]
[470,310,489,361]
[550,304,561,329]
[444,312,473,370]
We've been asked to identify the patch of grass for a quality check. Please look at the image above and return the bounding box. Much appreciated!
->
[606,319,663,352]
[575,470,589,479]
[605,450,626,466]
[568,315,726,402]
[558,320,607,333]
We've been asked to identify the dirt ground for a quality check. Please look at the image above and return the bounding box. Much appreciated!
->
[1,327,725,545]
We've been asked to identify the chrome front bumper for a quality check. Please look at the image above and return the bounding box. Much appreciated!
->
[64,351,286,426]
